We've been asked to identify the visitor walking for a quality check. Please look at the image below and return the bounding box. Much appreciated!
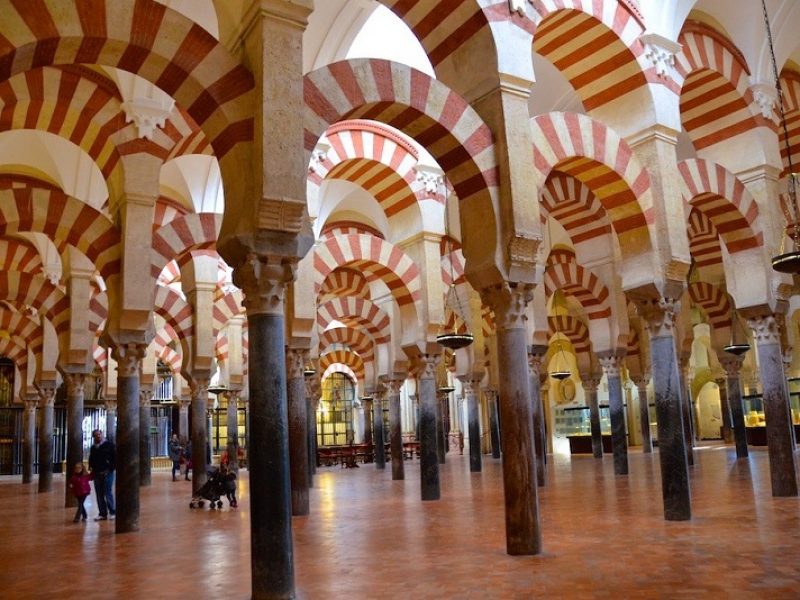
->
[68,462,91,523]
[168,434,182,481]
[88,429,116,521]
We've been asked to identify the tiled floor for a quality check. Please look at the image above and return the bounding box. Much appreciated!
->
[2,445,800,599]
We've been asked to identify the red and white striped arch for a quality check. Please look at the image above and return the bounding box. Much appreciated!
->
[440,240,466,287]
[320,221,384,240]
[676,22,765,152]
[158,260,182,286]
[212,289,242,337]
[0,187,121,279]
[531,112,653,253]
[0,271,70,336]
[319,347,365,383]
[687,209,722,268]
[318,267,370,303]
[92,341,107,373]
[677,159,761,253]
[322,363,358,385]
[154,195,190,230]
[541,173,611,249]
[151,213,221,278]
[319,327,375,365]
[0,336,28,373]
[0,238,43,275]
[688,281,732,331]
[89,289,108,334]
[544,249,612,320]
[154,284,192,365]
[214,333,228,364]
[779,70,800,176]
[0,307,43,356]
[317,296,390,345]
[547,314,591,355]
[159,345,182,375]
[530,0,653,110]
[313,234,421,308]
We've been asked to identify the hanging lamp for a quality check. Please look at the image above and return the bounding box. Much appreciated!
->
[761,0,800,273]
[549,290,572,381]
[723,309,751,356]
[436,200,474,350]
[303,362,316,377]
[438,351,456,393]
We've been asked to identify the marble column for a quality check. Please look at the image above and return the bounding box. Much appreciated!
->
[386,379,404,480]
[461,377,482,472]
[373,389,386,470]
[139,388,153,487]
[528,345,548,486]
[599,353,628,475]
[37,387,55,493]
[486,389,501,458]
[720,355,748,459]
[747,314,798,496]
[716,377,733,443]
[22,395,37,484]
[305,377,320,479]
[286,348,309,515]
[178,397,190,445]
[435,391,446,464]
[113,343,146,533]
[418,354,441,501]
[105,398,117,444]
[227,390,241,472]
[235,257,296,598]
[64,373,86,507]
[483,283,541,555]
[636,297,691,520]
[679,364,695,466]
[190,378,210,495]
[583,376,603,459]
[362,398,373,447]
[635,377,652,453]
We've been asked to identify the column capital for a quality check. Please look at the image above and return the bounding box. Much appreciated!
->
[233,254,296,316]
[104,398,117,411]
[634,296,679,338]
[23,394,38,411]
[720,354,745,378]
[112,343,147,378]
[38,386,56,407]
[178,397,192,409]
[190,377,210,398]
[598,351,626,378]
[745,313,782,345]
[139,389,153,408]
[480,282,533,331]
[417,353,441,381]
[527,344,548,375]
[304,376,320,400]
[286,347,308,380]
[633,374,650,390]
[63,372,86,398]
[458,376,482,396]
[382,378,404,396]
[581,376,601,394]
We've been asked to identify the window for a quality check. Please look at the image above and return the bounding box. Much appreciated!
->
[318,372,356,446]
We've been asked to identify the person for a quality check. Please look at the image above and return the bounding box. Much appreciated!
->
[68,462,92,523]
[183,439,192,481]
[88,429,115,521]
[168,434,182,481]
[219,463,237,508]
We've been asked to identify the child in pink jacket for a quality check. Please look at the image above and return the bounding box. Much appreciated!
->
[68,462,92,523]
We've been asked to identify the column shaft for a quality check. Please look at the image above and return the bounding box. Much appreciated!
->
[679,371,694,465]
[388,386,404,480]
[116,370,141,533]
[527,347,547,487]
[638,383,652,453]
[227,395,239,471]
[191,387,209,494]
[179,402,190,444]
[373,394,386,469]
[105,401,117,444]
[488,392,501,459]
[418,369,440,501]
[600,364,628,476]
[287,363,309,515]
[37,392,54,493]
[465,384,482,472]
[139,393,152,486]
[65,376,85,507]
[725,370,748,459]
[363,400,373,447]
[22,400,36,483]
[435,394,446,465]
[717,382,733,443]
[586,382,603,459]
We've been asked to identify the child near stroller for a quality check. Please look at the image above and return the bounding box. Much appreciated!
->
[219,463,238,508]
[189,467,225,509]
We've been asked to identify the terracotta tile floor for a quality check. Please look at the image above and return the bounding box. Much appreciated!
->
[2,445,800,599]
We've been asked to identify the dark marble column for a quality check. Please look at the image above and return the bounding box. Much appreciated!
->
[190,378,210,495]
[105,399,117,445]
[373,390,386,470]
[636,297,691,521]
[721,355,748,458]
[435,391,446,464]
[178,398,190,445]
[22,395,37,484]
[486,389,501,458]
[483,283,541,555]
[461,377,482,472]
[599,353,628,475]
[227,391,241,471]
[678,363,695,466]
[113,343,146,533]
[37,387,55,493]
[64,373,86,507]
[635,377,652,453]
[418,355,441,501]
[716,377,733,443]
[139,388,153,487]
[235,257,296,599]
[305,377,320,479]
[582,376,603,459]
[746,314,798,496]
[527,345,547,486]
[385,379,404,480]
[363,398,373,447]
[286,348,309,515]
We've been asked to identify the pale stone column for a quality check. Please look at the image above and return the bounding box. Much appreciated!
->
[582,376,603,459]
[599,353,628,475]
[139,388,153,486]
[636,297,691,520]
[227,390,241,471]
[190,377,210,494]
[746,314,798,496]
[460,376,483,472]
[22,394,37,484]
[527,345,548,486]
[105,398,117,444]
[304,376,320,482]
[37,386,56,493]
[418,354,442,501]
[64,373,86,506]
[112,343,146,533]
[720,355,748,459]
[635,376,652,453]
[678,360,695,466]
[362,398,373,447]
[482,283,541,555]
[286,348,309,515]
[373,388,387,469]
[435,390,446,465]
[384,378,404,480]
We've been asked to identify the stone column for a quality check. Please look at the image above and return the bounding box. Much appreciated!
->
[678,363,695,466]
[304,378,320,480]
[227,390,241,472]
[599,353,628,475]
[636,297,691,520]
[190,377,210,494]
[286,348,309,515]
[22,394,37,484]
[527,345,548,486]
[435,391,446,464]
[746,314,798,496]
[37,387,55,493]
[460,377,483,472]
[386,379,404,480]
[583,376,603,459]
[483,283,541,555]
[139,388,153,486]
[234,256,297,598]
[720,355,748,459]
[486,389,501,458]
[716,376,733,443]
[418,354,441,501]
[113,343,146,533]
[362,398,373,447]
[178,397,191,445]
[373,389,386,470]
[105,398,117,444]
[635,377,652,453]
[64,373,86,506]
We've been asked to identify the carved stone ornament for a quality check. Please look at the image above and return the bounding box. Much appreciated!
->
[527,344,548,375]
[507,236,540,273]
[286,348,308,380]
[178,397,192,410]
[121,97,174,141]
[582,376,601,394]
[639,32,682,79]
[481,282,533,331]
[139,389,153,408]
[418,354,441,381]
[24,396,38,411]
[258,197,306,233]
[305,377,320,399]
[64,373,86,398]
[415,167,445,198]
[509,0,526,15]
[191,378,210,399]
[385,379,404,397]
[635,297,678,338]
[747,314,782,346]
[235,254,296,316]
[105,399,117,412]
[719,354,745,378]
[113,343,147,378]
[39,387,56,407]
[598,353,625,378]
[750,83,777,120]
[308,144,329,174]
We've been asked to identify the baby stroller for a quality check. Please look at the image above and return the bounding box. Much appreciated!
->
[189,468,225,509]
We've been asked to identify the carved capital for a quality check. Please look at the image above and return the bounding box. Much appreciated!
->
[190,378,210,399]
[305,377,320,399]
[104,399,117,412]
[286,348,308,380]
[598,352,625,379]
[582,376,601,394]
[384,378,404,397]
[750,83,777,120]
[121,97,174,140]
[720,354,745,379]
[481,283,533,331]
[39,387,56,407]
[258,197,306,233]
[527,344,548,376]
[178,397,192,410]
[414,166,445,199]
[747,314,782,346]
[24,396,38,411]
[112,343,147,378]
[139,389,153,408]
[639,32,682,79]
[635,296,678,338]
[64,373,86,398]
[233,254,296,316]
[418,353,441,381]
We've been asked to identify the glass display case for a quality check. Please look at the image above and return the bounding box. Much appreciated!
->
[742,392,800,446]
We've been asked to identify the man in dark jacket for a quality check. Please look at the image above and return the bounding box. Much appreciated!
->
[88,429,116,521]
